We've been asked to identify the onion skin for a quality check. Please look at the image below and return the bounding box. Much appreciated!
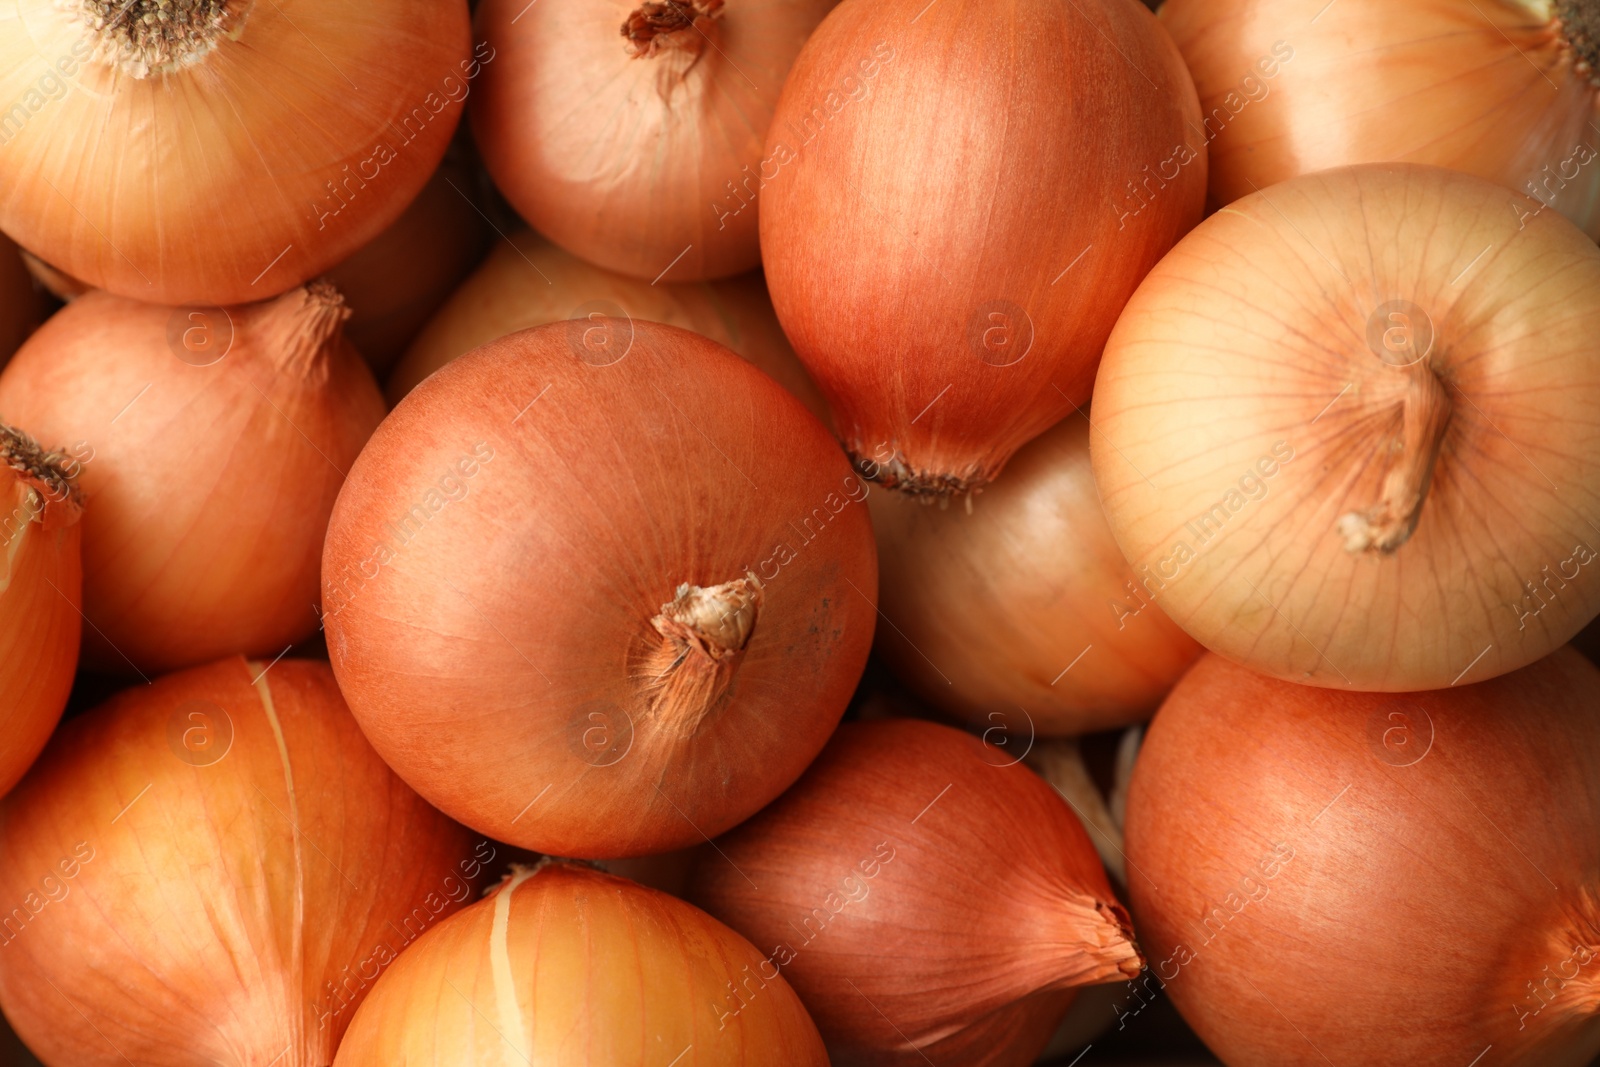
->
[386,228,828,421]
[869,416,1202,735]
[0,235,49,365]
[0,657,486,1067]
[0,0,471,305]
[1091,163,1600,691]
[689,719,1142,1066]
[472,0,838,282]
[323,319,877,858]
[334,862,830,1065]
[1161,0,1600,238]
[0,284,385,675]
[1126,649,1600,1067]
[760,0,1205,495]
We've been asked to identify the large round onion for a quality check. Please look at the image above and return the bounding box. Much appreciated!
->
[322,319,877,858]
[869,416,1201,736]
[472,0,837,282]
[334,861,829,1065]
[1091,163,1600,691]
[0,657,486,1067]
[1126,648,1600,1067]
[760,0,1204,495]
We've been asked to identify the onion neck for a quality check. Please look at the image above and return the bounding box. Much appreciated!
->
[0,423,82,524]
[1044,894,1144,989]
[636,574,760,738]
[854,448,989,501]
[252,281,350,385]
[620,0,724,58]
[1557,0,1600,77]
[71,0,249,78]
[1336,364,1452,555]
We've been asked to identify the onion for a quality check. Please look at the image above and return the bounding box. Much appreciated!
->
[0,424,82,798]
[471,0,837,282]
[688,718,1142,1066]
[1161,0,1600,239]
[322,318,876,858]
[0,0,472,305]
[0,656,487,1067]
[1091,163,1600,691]
[1126,647,1600,1067]
[0,235,49,364]
[334,861,829,1065]
[386,227,828,421]
[760,0,1204,496]
[0,283,385,675]
[869,417,1201,735]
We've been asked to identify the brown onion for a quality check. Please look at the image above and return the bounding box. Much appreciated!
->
[0,656,487,1067]
[689,718,1141,1066]
[0,235,49,364]
[1127,648,1600,1067]
[760,0,1204,495]
[334,861,829,1065]
[0,283,385,675]
[323,318,876,858]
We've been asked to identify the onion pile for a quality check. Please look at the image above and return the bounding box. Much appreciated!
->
[0,283,385,674]
[1091,163,1600,690]
[322,319,876,858]
[761,0,1205,495]
[0,657,485,1067]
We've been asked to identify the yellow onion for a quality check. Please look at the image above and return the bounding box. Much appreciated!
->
[0,0,472,305]
[0,235,50,364]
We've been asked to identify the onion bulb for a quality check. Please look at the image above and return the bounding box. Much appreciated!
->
[323,318,876,858]
[0,235,49,364]
[689,718,1141,1066]
[1126,648,1600,1067]
[0,0,472,305]
[760,0,1204,496]
[472,0,837,282]
[869,416,1201,735]
[0,656,487,1067]
[334,861,829,1065]
[386,228,827,421]
[0,283,385,675]
[1091,163,1600,691]
[1161,0,1600,239]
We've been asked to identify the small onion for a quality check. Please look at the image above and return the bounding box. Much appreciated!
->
[472,0,838,282]
[334,861,829,1065]
[0,283,385,675]
[689,718,1141,1066]
[760,0,1204,495]
[323,319,877,858]
[1126,648,1600,1067]
[0,0,471,305]
[0,235,50,364]
[1091,163,1600,690]
[0,656,487,1067]
[869,416,1201,736]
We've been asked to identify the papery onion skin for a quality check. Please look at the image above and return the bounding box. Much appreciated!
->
[0,0,471,305]
[759,0,1205,495]
[323,319,876,858]
[386,228,828,421]
[1090,163,1600,691]
[0,657,486,1067]
[1161,0,1600,238]
[0,283,385,675]
[1126,649,1600,1067]
[0,236,50,364]
[689,718,1142,1066]
[472,0,837,282]
[869,416,1202,736]
[334,861,829,1066]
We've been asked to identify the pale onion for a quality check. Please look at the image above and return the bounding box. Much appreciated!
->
[0,0,471,304]
[760,0,1204,496]
[868,416,1201,735]
[689,718,1142,1066]
[1091,163,1600,691]
[0,656,486,1067]
[322,319,877,858]
[0,282,385,675]
[472,0,838,282]
[1161,0,1600,239]
[334,861,829,1065]
[0,235,49,364]
[386,227,828,421]
[0,424,82,798]
[1126,648,1600,1067]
